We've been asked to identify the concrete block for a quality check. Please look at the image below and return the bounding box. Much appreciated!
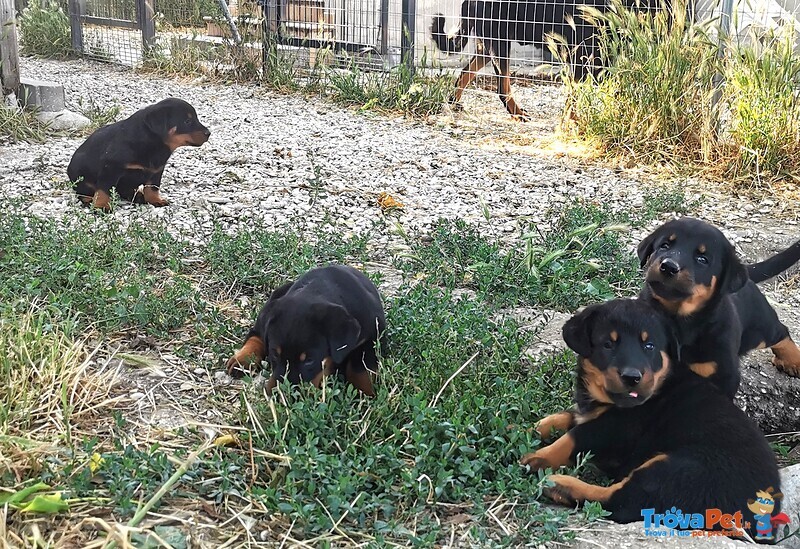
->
[18,77,65,112]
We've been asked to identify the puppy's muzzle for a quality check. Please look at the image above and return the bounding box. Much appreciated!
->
[659,258,680,277]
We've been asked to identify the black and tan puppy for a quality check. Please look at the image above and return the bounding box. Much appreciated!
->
[68,98,210,211]
[226,265,386,396]
[521,299,782,539]
[637,217,800,397]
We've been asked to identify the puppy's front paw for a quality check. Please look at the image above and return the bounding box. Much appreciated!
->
[543,474,579,506]
[520,452,551,472]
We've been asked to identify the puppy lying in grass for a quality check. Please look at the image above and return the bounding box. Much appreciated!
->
[521,299,784,541]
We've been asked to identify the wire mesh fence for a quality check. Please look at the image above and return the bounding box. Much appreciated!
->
[16,0,800,115]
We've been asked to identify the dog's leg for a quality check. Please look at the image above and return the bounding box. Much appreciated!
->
[142,185,170,207]
[492,50,530,122]
[226,335,267,376]
[545,453,668,506]
[771,337,800,377]
[453,51,490,109]
[534,411,575,441]
[520,431,576,471]
[344,358,376,397]
[92,189,113,211]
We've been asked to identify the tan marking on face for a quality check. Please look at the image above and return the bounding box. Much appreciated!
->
[581,359,614,404]
[275,346,282,356]
[677,275,717,316]
[652,351,671,392]
[610,330,618,342]
[668,234,677,242]
[771,337,800,377]
[651,292,680,314]
[698,244,706,254]
[534,411,574,440]
[689,361,717,378]
[299,352,307,362]
[519,432,575,470]
[641,331,648,342]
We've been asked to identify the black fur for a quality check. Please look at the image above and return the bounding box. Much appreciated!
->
[523,299,781,541]
[226,265,386,396]
[68,98,210,210]
[637,217,800,397]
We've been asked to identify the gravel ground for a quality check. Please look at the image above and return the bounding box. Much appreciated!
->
[4,58,798,248]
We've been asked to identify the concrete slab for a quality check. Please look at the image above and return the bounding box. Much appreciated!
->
[18,77,65,112]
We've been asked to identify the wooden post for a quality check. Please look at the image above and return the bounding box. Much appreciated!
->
[136,0,155,52]
[0,0,20,93]
[67,0,84,54]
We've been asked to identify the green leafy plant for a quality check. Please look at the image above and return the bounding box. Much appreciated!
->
[18,0,74,59]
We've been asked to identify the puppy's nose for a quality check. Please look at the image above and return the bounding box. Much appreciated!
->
[203,127,211,137]
[659,258,680,276]
[620,369,642,387]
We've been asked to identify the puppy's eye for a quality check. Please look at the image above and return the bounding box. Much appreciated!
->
[659,242,670,250]
[643,342,655,351]
[603,341,614,350]
[696,255,708,265]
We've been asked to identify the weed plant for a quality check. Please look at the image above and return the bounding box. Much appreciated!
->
[18,0,73,59]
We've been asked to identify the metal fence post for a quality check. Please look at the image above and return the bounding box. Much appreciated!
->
[379,0,388,55]
[400,0,415,72]
[0,0,20,93]
[67,0,84,54]
[136,0,155,52]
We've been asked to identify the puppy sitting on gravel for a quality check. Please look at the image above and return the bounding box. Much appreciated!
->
[67,98,210,211]
[226,265,386,397]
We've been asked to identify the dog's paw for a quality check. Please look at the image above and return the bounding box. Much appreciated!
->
[520,452,551,472]
[512,110,531,123]
[225,356,249,378]
[91,190,112,212]
[534,412,572,441]
[543,475,579,506]
[147,195,170,207]
[773,356,800,377]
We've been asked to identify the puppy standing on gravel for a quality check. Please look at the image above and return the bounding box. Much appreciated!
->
[637,217,800,398]
[67,98,210,211]
[226,265,386,397]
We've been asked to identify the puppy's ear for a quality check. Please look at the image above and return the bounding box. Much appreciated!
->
[636,227,661,268]
[316,303,362,364]
[562,306,598,357]
[722,250,748,294]
[143,101,173,139]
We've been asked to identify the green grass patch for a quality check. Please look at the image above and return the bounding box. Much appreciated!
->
[0,198,698,545]
[724,28,800,179]
[18,0,74,59]
[562,0,720,164]
[395,193,694,311]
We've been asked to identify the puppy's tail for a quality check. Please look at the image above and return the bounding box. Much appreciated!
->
[430,1,475,54]
[748,238,800,283]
